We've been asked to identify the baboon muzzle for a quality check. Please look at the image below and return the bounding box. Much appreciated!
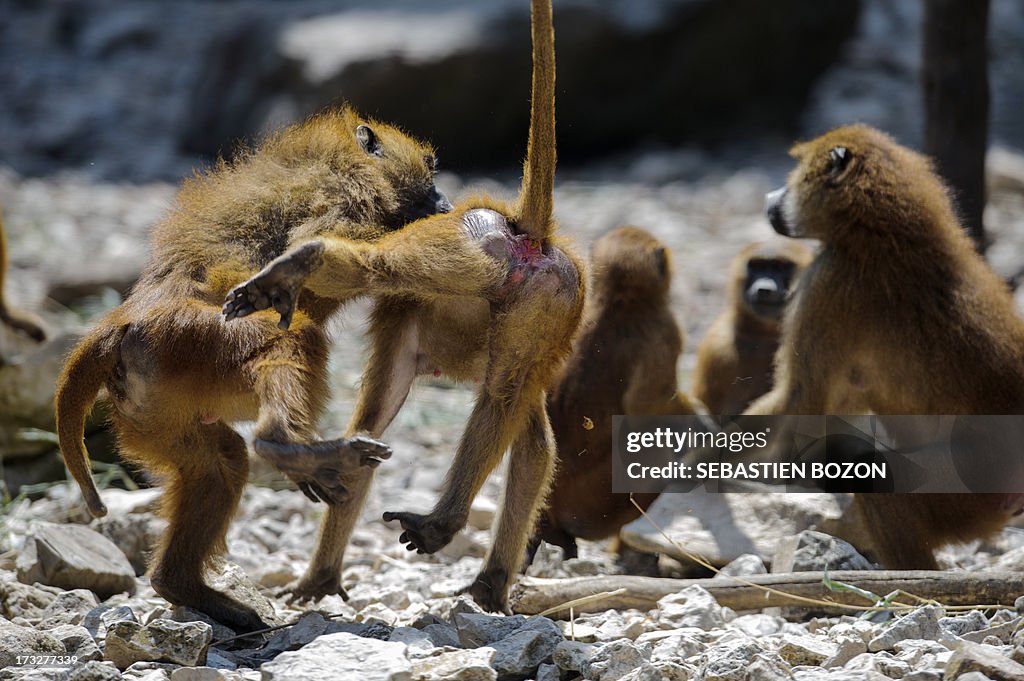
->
[765,187,790,236]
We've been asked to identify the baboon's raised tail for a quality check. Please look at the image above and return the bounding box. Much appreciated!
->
[515,0,556,241]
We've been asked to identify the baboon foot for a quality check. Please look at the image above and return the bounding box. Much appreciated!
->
[463,568,511,614]
[151,573,269,633]
[222,240,325,329]
[381,510,461,554]
[279,568,349,604]
[255,435,391,505]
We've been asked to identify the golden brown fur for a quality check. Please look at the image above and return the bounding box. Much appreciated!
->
[692,238,812,415]
[532,226,695,561]
[224,0,582,612]
[55,108,449,630]
[0,210,46,348]
[751,124,1024,569]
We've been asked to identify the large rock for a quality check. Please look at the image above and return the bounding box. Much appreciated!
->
[103,619,212,670]
[16,522,136,599]
[620,489,849,565]
[260,632,412,681]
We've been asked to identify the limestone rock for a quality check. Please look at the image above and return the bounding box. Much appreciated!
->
[16,522,136,599]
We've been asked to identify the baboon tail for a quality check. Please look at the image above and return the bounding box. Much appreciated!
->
[516,0,556,242]
[55,323,126,517]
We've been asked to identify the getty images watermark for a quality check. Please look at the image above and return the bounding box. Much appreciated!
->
[612,415,1024,494]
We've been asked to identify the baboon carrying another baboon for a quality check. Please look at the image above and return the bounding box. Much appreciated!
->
[224,0,583,612]
[56,109,451,630]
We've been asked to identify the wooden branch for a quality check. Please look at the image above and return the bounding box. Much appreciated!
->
[510,571,1024,618]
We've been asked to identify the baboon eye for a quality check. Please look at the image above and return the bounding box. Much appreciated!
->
[828,146,851,176]
[424,154,438,172]
[356,124,383,157]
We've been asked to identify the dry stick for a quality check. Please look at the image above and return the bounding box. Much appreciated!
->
[510,495,1017,617]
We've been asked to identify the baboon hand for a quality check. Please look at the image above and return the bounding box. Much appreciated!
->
[254,435,392,505]
[222,240,325,329]
[381,511,459,554]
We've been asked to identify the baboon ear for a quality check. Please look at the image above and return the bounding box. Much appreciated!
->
[356,125,383,157]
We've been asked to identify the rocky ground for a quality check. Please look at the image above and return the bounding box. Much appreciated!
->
[2,147,1024,679]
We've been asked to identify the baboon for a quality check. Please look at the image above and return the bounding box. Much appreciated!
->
[0,210,46,347]
[529,226,696,563]
[692,238,812,416]
[56,109,452,630]
[223,0,583,612]
[749,123,1024,569]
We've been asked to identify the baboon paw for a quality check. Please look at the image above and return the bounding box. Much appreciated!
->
[254,436,392,505]
[464,571,511,614]
[280,573,348,605]
[382,511,458,554]
[222,240,325,329]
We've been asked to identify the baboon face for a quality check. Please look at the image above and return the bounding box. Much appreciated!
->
[733,240,812,320]
[765,124,944,243]
[356,120,453,228]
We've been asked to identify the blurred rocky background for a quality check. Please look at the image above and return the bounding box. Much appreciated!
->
[3,0,1024,678]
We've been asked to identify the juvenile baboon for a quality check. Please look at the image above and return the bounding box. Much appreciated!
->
[224,0,583,612]
[0,210,46,347]
[749,123,1024,569]
[56,109,451,630]
[530,226,696,562]
[692,238,812,416]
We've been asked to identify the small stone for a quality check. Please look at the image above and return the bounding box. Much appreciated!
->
[49,623,103,662]
[584,639,651,681]
[901,672,942,681]
[410,647,496,681]
[0,616,65,668]
[772,530,874,572]
[422,623,461,648]
[821,634,866,668]
[357,603,400,627]
[122,661,177,681]
[552,640,594,672]
[455,614,529,648]
[246,612,327,662]
[389,627,436,658]
[777,634,837,666]
[656,586,728,630]
[946,640,1024,681]
[844,651,910,677]
[697,640,776,680]
[39,589,101,627]
[488,617,563,679]
[16,522,136,599]
[467,498,496,531]
[940,611,990,637]
[103,619,212,669]
[534,662,559,681]
[649,631,704,662]
[718,553,767,577]
[0,578,62,619]
[168,668,226,681]
[868,605,945,652]
[730,614,786,637]
[260,632,411,680]
[68,661,124,680]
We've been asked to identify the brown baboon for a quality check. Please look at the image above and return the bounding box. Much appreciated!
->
[749,123,1024,569]
[692,238,812,416]
[529,226,696,563]
[55,109,452,630]
[0,210,46,347]
[223,0,582,612]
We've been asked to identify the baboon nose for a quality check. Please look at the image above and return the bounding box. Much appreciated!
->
[436,192,454,214]
[765,187,789,236]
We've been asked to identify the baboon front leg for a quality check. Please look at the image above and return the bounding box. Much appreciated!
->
[243,314,390,505]
[147,424,267,631]
[286,305,420,602]
[470,402,555,612]
[383,391,524,555]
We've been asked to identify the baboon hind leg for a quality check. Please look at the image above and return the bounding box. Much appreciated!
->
[142,423,268,631]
